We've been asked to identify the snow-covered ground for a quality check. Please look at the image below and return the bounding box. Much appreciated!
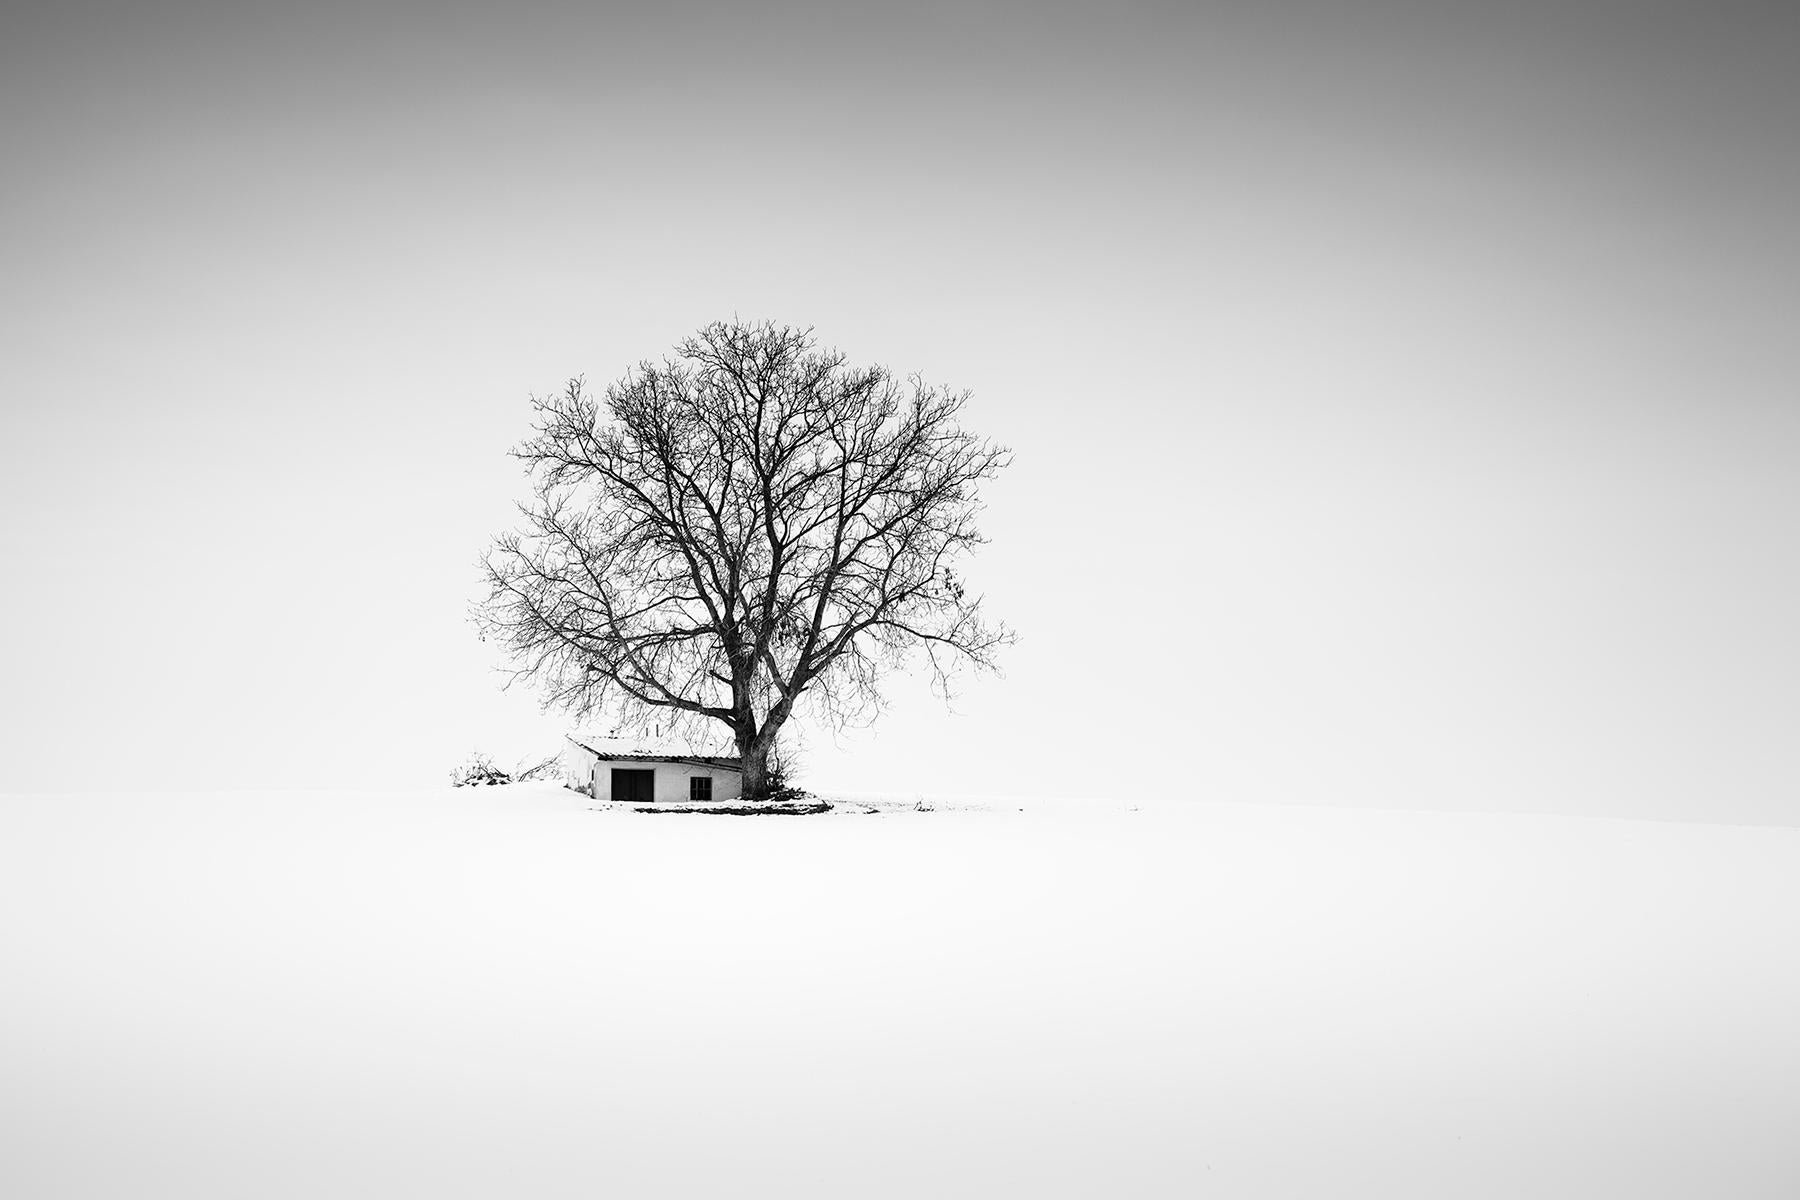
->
[3,785,1797,1199]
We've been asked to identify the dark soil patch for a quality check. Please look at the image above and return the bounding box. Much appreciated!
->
[633,801,834,816]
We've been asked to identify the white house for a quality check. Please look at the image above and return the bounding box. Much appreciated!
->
[564,735,743,805]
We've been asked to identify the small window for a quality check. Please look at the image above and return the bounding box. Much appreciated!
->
[690,776,712,803]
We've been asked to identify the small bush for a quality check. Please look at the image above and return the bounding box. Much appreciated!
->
[451,753,510,787]
[451,751,559,788]
[760,763,812,805]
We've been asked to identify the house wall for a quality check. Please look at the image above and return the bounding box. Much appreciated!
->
[643,761,742,805]
[563,742,599,796]
[562,740,743,803]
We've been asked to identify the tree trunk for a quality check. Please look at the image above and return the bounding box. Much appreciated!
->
[738,735,773,804]
[737,701,793,803]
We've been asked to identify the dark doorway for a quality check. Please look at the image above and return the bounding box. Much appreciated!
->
[610,768,655,804]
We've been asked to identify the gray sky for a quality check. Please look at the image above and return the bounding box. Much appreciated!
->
[3,0,1797,822]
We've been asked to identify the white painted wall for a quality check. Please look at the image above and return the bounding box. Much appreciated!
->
[644,762,741,805]
[563,741,598,795]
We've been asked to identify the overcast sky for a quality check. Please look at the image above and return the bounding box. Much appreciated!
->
[3,0,1797,822]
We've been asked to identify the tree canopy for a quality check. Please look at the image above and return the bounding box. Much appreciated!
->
[478,320,1011,800]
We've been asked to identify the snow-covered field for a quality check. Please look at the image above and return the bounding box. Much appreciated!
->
[3,786,1798,1199]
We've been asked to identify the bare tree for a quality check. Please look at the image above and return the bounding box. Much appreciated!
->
[477,320,1012,802]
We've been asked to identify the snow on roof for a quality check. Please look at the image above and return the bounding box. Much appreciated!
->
[566,733,742,768]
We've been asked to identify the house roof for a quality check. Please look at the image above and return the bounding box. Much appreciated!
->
[565,735,743,771]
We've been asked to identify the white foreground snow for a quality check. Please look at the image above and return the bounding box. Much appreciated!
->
[3,786,1798,1199]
